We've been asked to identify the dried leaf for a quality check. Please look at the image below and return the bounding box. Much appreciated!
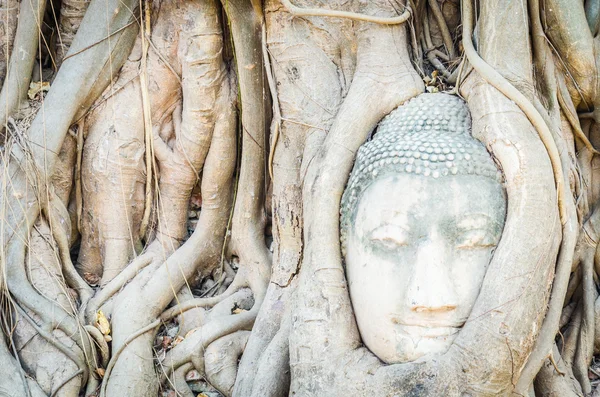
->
[173,335,184,346]
[197,394,209,397]
[190,192,202,209]
[185,369,201,381]
[83,272,100,286]
[27,81,50,100]
[232,308,245,314]
[96,310,111,335]
[104,334,112,342]
[96,368,105,378]
[185,328,198,339]
[67,288,79,302]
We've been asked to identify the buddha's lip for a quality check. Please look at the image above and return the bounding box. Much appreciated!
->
[390,314,465,328]
[394,323,462,338]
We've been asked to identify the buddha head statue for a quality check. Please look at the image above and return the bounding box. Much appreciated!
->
[340,93,506,364]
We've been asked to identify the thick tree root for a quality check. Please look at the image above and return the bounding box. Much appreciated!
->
[280,0,411,24]
[204,331,251,397]
[462,1,578,394]
[103,3,239,392]
[0,328,47,397]
[55,0,91,67]
[99,319,161,397]
[534,344,583,396]
[170,363,195,397]
[0,1,140,394]
[0,0,18,86]
[289,2,424,395]
[0,0,46,129]
[161,272,250,322]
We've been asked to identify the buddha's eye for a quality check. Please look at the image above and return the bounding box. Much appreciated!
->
[456,229,497,249]
[369,225,410,250]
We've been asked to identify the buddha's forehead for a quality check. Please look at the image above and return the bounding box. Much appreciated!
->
[354,173,506,229]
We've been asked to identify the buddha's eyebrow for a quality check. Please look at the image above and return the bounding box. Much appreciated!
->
[374,207,410,217]
[361,211,414,233]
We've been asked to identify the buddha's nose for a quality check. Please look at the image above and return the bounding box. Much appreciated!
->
[406,238,458,313]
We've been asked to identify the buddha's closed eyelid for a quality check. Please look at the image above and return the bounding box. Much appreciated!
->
[455,214,502,247]
[368,224,411,249]
[455,228,498,249]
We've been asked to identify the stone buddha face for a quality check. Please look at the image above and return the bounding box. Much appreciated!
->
[340,94,506,364]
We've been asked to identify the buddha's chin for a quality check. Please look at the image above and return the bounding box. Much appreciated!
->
[365,324,460,364]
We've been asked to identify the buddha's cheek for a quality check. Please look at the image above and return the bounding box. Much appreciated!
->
[346,250,411,362]
[451,249,494,318]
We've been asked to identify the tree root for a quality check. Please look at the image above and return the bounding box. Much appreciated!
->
[534,344,582,397]
[104,4,238,392]
[0,0,19,86]
[6,222,97,392]
[204,331,250,397]
[0,0,46,129]
[161,271,249,322]
[55,0,91,67]
[288,2,424,393]
[573,249,595,393]
[542,0,595,108]
[6,1,593,396]
[280,0,411,25]
[263,21,281,180]
[162,282,261,380]
[163,309,258,386]
[2,0,140,312]
[45,194,93,305]
[564,301,583,366]
[462,0,567,223]
[84,325,109,368]
[0,326,48,397]
[170,362,195,397]
[422,15,451,79]
[84,251,154,322]
[427,0,454,58]
[462,1,578,392]
[558,78,598,155]
[214,6,274,394]
[246,308,291,397]
[14,301,89,393]
[99,319,161,397]
[75,119,84,234]
[50,369,83,397]
[234,0,348,389]
[139,1,154,240]
[549,352,565,376]
[220,0,271,284]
